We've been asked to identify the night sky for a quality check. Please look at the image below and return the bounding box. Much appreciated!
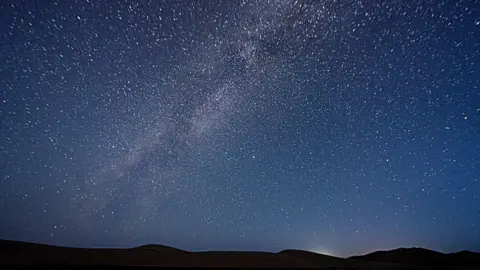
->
[1,0,479,258]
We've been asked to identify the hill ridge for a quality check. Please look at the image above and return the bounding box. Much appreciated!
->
[1,239,479,269]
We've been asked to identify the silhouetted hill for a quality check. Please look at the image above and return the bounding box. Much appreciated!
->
[350,247,444,265]
[350,247,480,269]
[448,250,480,263]
[1,239,478,269]
[279,249,354,268]
[280,249,411,270]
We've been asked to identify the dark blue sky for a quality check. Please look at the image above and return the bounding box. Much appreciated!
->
[0,0,479,257]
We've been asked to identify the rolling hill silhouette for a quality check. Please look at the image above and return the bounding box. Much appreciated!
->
[1,239,479,269]
[350,247,480,269]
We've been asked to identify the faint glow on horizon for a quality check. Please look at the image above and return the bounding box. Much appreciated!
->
[311,247,335,257]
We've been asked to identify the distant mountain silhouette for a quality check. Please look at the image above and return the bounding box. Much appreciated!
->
[448,250,480,265]
[1,239,479,269]
[280,249,357,267]
[280,249,411,270]
[350,247,480,268]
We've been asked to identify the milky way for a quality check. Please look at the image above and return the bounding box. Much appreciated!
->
[77,0,321,224]
[1,0,479,257]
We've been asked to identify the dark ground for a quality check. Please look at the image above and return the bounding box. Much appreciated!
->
[1,239,479,269]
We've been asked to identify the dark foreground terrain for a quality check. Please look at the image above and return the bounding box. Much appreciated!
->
[1,239,479,269]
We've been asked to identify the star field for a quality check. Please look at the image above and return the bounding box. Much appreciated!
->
[0,0,479,257]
